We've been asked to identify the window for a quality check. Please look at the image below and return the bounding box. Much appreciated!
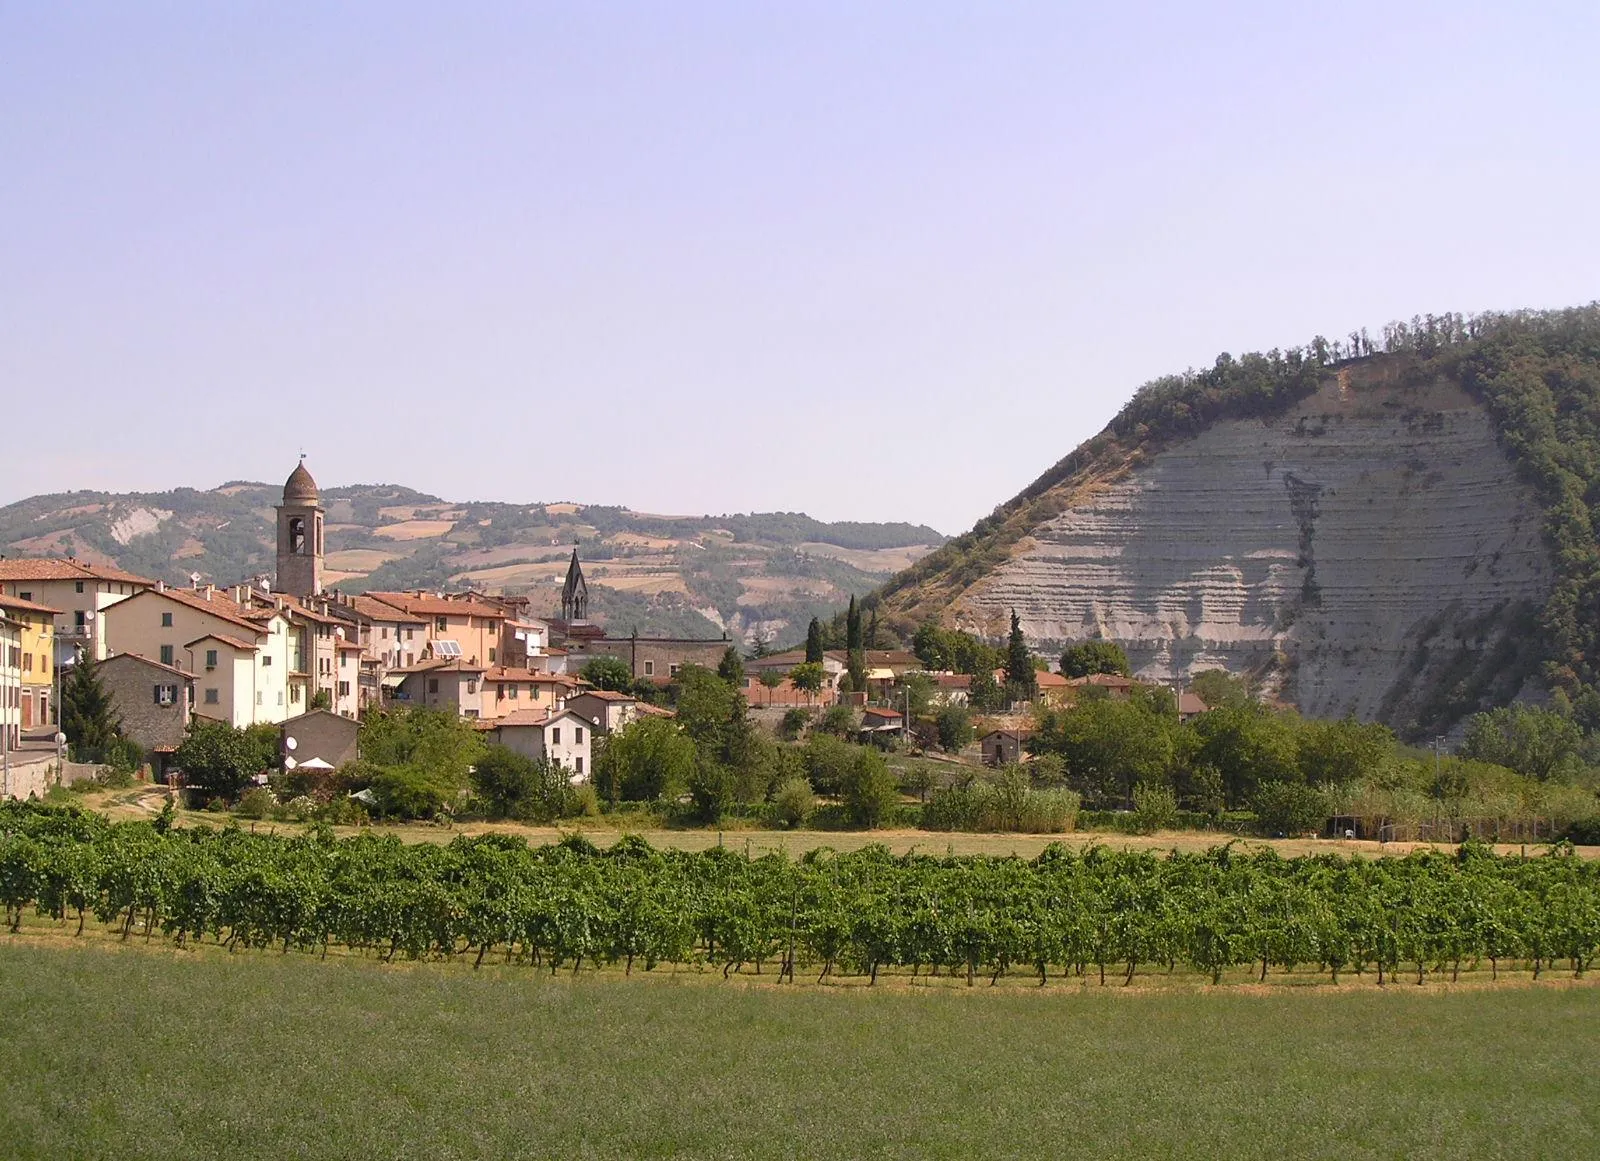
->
[340,653,348,668]
[405,653,414,666]
[496,683,505,701]
[161,612,173,627]
[428,678,439,693]
[262,655,272,666]
[488,647,496,663]
[288,516,305,554]
[205,649,218,669]
[551,727,561,744]
[643,660,654,676]
[575,756,584,776]
[257,691,263,705]
[291,685,302,703]
[19,591,30,601]
[669,663,681,677]
[381,627,390,639]
[407,628,415,641]
[338,681,350,697]
[436,616,448,633]
[74,610,86,629]
[277,692,284,706]
[575,726,584,744]
[75,581,84,594]
[466,679,477,695]
[159,644,174,665]
[21,653,31,673]
[204,688,219,705]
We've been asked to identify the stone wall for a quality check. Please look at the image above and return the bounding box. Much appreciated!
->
[958,373,1553,736]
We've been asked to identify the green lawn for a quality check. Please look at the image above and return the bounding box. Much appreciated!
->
[0,941,1594,1159]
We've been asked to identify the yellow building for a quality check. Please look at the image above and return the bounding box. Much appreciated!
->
[0,595,59,730]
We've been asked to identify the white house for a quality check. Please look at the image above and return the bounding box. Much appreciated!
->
[478,708,593,781]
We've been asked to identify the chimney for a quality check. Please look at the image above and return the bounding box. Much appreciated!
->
[155,580,165,593]
[204,585,214,601]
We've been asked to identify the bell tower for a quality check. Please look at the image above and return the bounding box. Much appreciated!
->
[275,457,324,596]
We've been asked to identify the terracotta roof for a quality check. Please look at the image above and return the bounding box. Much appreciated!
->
[0,558,154,585]
[1035,670,1070,688]
[335,637,364,651]
[635,703,676,717]
[1179,692,1210,715]
[131,586,266,634]
[862,707,903,721]
[569,689,635,701]
[345,595,429,625]
[253,594,343,624]
[824,649,919,667]
[365,591,508,620]
[392,657,488,675]
[0,594,63,616]
[981,729,1034,741]
[484,666,578,685]
[184,632,260,652]
[98,652,195,680]
[931,673,971,689]
[479,707,589,730]
[1065,673,1138,689]
[747,649,812,669]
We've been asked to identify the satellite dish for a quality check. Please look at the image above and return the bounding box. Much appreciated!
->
[284,756,298,770]
[285,736,298,751]
[190,571,203,585]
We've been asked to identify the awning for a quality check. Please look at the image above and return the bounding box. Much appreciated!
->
[381,673,406,689]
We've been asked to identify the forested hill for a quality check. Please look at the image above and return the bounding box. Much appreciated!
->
[874,304,1600,739]
[0,485,944,647]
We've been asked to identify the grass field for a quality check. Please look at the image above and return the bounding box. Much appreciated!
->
[0,940,1594,1160]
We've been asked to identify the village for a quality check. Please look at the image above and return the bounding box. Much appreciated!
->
[1,459,1204,801]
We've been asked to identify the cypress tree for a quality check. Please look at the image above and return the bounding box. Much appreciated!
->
[846,596,862,653]
[805,617,824,664]
[62,660,121,763]
[1004,609,1036,698]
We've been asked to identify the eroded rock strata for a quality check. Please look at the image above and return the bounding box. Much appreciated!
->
[954,373,1551,733]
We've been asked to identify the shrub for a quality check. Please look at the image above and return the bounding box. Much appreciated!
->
[1252,781,1327,836]
[936,704,974,753]
[816,705,858,738]
[370,766,455,820]
[1131,784,1179,833]
[842,748,900,829]
[778,708,811,740]
[772,776,816,828]
[235,787,276,820]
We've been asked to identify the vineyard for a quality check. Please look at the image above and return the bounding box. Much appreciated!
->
[3,801,1599,987]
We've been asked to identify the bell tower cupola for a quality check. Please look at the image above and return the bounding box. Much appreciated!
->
[275,457,324,596]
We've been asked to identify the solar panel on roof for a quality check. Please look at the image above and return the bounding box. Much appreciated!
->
[434,639,462,657]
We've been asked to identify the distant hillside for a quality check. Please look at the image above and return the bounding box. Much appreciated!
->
[0,484,944,646]
[875,305,1600,740]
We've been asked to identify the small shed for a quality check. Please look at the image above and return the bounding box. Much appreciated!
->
[980,729,1032,767]
[281,709,360,771]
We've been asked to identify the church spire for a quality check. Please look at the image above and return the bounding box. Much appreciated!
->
[561,547,588,622]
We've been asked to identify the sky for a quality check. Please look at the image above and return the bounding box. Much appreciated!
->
[3,2,1597,535]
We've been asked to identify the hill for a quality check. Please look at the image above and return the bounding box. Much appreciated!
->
[876,305,1600,740]
[0,484,943,646]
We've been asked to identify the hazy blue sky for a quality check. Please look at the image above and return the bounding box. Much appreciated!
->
[3,2,1596,533]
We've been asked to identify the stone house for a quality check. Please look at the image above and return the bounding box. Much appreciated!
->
[95,653,195,770]
[565,689,641,735]
[567,633,731,685]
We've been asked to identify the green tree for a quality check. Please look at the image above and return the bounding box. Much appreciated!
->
[471,745,572,821]
[62,661,121,764]
[968,668,1004,714]
[936,703,974,753]
[1190,704,1300,808]
[581,656,635,693]
[817,704,857,738]
[1297,717,1393,787]
[716,646,745,688]
[594,716,698,802]
[1033,697,1175,806]
[846,596,862,653]
[308,688,333,712]
[1461,705,1583,781]
[804,618,824,664]
[1059,640,1131,678]
[772,776,815,827]
[1004,610,1036,699]
[756,668,785,705]
[173,718,274,799]
[1190,670,1253,710]
[788,662,825,706]
[913,620,952,670]
[842,746,900,828]
[358,708,485,794]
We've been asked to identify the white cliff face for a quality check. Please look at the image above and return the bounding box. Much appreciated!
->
[959,373,1553,732]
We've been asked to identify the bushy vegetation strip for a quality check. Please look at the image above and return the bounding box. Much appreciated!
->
[4,802,1597,988]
